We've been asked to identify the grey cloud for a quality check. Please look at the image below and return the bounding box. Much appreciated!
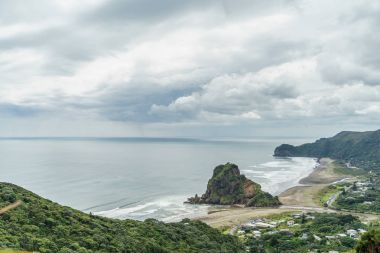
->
[86,0,217,24]
[0,0,380,136]
[0,0,59,24]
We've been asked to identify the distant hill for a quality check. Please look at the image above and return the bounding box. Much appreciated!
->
[0,183,243,253]
[186,163,281,207]
[274,129,380,170]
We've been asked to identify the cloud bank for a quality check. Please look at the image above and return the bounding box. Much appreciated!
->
[0,0,379,137]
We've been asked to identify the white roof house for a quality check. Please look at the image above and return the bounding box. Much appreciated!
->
[253,230,261,237]
[255,222,275,228]
[347,229,358,238]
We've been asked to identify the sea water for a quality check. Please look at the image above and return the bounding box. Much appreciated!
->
[0,137,317,221]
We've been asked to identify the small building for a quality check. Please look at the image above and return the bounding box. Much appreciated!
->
[237,230,245,235]
[255,222,275,228]
[287,220,295,226]
[301,233,308,240]
[279,229,294,236]
[326,235,337,240]
[253,230,261,238]
[358,229,367,234]
[269,221,278,226]
[347,229,358,238]
[313,235,322,241]
[266,231,278,235]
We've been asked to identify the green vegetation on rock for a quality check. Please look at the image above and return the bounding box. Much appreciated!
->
[186,163,281,207]
[0,182,243,253]
[274,129,380,170]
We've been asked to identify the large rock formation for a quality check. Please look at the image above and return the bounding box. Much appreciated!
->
[186,163,281,207]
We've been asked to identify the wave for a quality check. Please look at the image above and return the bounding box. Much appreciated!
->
[244,157,318,195]
[96,157,317,221]
[94,195,210,222]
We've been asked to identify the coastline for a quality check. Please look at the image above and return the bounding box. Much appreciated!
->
[195,157,353,228]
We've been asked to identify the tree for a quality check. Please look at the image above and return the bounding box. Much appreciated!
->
[356,229,380,253]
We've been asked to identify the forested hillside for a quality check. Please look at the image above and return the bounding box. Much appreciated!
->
[274,130,380,170]
[0,183,243,253]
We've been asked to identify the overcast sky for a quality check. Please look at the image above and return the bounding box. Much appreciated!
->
[0,0,379,138]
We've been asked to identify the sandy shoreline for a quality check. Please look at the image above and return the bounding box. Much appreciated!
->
[195,158,355,228]
[299,158,348,184]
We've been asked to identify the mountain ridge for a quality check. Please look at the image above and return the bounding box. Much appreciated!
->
[274,129,380,170]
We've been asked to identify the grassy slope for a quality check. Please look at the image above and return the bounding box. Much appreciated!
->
[0,182,243,253]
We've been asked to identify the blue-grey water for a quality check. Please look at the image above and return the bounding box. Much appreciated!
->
[0,137,317,221]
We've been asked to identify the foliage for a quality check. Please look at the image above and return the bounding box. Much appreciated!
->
[245,213,367,253]
[0,183,243,253]
[247,192,281,207]
[335,176,380,213]
[274,129,380,170]
[356,228,380,253]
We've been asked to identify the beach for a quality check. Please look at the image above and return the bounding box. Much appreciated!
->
[196,158,356,228]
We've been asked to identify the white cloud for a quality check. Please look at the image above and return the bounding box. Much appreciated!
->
[0,0,379,136]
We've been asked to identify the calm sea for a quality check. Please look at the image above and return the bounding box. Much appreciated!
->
[0,137,317,221]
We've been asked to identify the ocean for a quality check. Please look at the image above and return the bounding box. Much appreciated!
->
[0,137,317,221]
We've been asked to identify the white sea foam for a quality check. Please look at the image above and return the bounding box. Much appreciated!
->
[96,157,317,221]
[244,157,318,194]
[94,195,210,222]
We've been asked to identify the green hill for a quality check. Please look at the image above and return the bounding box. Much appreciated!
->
[186,163,281,207]
[274,129,380,170]
[0,182,243,253]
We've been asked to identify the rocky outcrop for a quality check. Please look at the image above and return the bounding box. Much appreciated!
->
[186,163,281,207]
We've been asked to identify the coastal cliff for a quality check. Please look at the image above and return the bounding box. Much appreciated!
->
[274,129,380,170]
[186,163,281,207]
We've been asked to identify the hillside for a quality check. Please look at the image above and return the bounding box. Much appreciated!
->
[186,163,281,207]
[0,182,243,253]
[274,129,380,170]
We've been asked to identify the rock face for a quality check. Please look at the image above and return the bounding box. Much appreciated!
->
[186,163,281,207]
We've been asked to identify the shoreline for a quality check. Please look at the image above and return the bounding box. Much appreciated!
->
[195,157,355,228]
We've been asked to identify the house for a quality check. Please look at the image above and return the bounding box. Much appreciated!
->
[253,230,261,238]
[255,222,275,228]
[279,229,294,236]
[237,230,245,235]
[326,235,337,240]
[347,229,358,238]
[337,233,347,238]
[269,221,278,226]
[358,229,367,234]
[287,220,295,226]
[301,233,308,240]
[266,231,278,235]
[306,215,315,220]
[313,235,322,241]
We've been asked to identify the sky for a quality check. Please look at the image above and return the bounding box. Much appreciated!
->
[0,0,379,138]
